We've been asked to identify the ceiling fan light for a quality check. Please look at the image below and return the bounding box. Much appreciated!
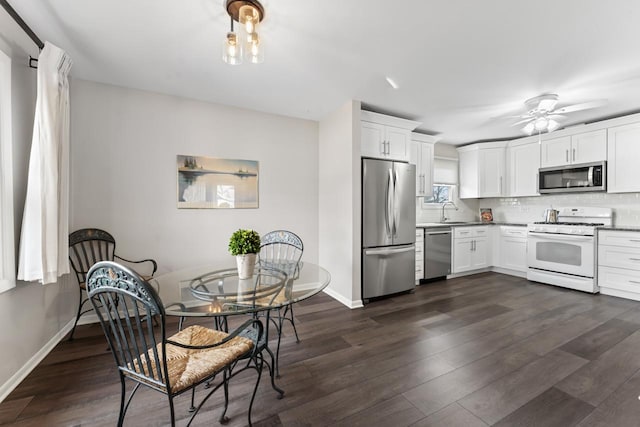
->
[534,117,549,131]
[547,119,560,132]
[523,122,535,135]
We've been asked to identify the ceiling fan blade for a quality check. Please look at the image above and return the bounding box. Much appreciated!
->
[511,118,533,126]
[553,99,607,114]
[548,114,567,121]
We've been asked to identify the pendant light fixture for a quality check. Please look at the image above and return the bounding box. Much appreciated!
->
[223,0,265,65]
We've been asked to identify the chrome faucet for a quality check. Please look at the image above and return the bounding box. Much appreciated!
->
[441,201,458,223]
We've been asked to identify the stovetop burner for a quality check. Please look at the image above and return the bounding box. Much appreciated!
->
[532,222,605,227]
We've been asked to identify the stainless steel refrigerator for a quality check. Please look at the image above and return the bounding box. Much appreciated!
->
[362,158,416,300]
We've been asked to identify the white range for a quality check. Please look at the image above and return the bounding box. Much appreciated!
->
[527,207,613,293]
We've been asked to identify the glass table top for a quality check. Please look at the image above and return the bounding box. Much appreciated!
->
[152,262,331,317]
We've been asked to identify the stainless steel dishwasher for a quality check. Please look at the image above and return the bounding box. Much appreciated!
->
[423,226,452,279]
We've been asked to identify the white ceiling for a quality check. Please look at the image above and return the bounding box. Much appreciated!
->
[10,0,640,145]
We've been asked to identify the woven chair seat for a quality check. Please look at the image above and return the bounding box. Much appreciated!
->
[129,325,253,393]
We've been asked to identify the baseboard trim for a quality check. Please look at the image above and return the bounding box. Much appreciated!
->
[322,287,363,309]
[0,318,75,403]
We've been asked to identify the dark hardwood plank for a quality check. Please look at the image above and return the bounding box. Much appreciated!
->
[458,349,589,425]
[333,395,425,427]
[411,402,488,427]
[493,387,594,427]
[576,368,640,427]
[556,329,640,407]
[559,318,640,360]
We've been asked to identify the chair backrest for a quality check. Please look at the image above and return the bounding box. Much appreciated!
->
[86,261,170,392]
[69,228,117,286]
[259,230,304,277]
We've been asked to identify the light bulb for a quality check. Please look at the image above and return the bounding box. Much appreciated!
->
[222,31,243,65]
[534,117,549,131]
[247,33,264,63]
[239,5,259,34]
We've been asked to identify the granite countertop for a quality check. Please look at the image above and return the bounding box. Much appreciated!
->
[416,222,527,228]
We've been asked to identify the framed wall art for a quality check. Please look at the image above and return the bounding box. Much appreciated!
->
[177,155,259,209]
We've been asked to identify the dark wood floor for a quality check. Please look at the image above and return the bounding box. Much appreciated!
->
[3,272,640,426]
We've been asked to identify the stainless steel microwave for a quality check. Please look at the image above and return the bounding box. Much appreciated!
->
[538,161,606,194]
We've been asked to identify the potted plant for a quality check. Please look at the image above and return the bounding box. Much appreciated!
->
[229,229,261,279]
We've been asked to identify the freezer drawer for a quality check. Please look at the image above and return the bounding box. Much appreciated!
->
[363,244,415,299]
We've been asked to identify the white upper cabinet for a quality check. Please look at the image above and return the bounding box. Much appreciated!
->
[507,139,540,197]
[607,122,640,193]
[360,111,421,162]
[458,142,507,199]
[541,129,607,167]
[409,133,437,198]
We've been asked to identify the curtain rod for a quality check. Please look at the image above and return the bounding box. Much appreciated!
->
[1,0,44,69]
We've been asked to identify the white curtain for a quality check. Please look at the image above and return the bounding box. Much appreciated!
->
[17,42,72,284]
[0,48,15,293]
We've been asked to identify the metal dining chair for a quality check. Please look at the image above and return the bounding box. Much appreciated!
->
[68,228,157,340]
[257,230,304,375]
[86,261,265,426]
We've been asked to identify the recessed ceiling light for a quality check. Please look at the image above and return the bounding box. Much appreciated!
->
[385,77,399,89]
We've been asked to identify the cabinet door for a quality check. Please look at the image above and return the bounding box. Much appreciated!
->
[479,148,505,197]
[508,142,540,197]
[608,122,640,193]
[458,150,479,199]
[572,129,607,164]
[471,238,489,269]
[501,237,527,272]
[453,238,473,273]
[412,142,434,197]
[385,126,410,161]
[541,136,571,167]
[361,121,386,159]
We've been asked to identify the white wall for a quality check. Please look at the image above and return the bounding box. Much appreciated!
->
[318,100,362,308]
[0,11,77,401]
[70,79,319,274]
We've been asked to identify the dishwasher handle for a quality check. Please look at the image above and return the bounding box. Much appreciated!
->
[425,230,452,236]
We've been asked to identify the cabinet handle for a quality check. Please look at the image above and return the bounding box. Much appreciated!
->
[566,150,569,163]
[381,141,385,155]
[629,239,640,243]
[470,241,474,252]
[385,141,389,155]
[422,175,426,194]
[500,176,503,194]
[573,148,576,162]
[630,280,640,285]
[629,258,640,262]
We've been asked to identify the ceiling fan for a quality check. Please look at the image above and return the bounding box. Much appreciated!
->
[511,93,605,135]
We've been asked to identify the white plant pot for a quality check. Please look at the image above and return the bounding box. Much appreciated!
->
[236,253,257,279]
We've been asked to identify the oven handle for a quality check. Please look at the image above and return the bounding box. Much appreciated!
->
[528,232,594,242]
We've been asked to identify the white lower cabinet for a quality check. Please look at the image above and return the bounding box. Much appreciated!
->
[495,226,528,273]
[452,226,490,273]
[598,230,640,301]
[415,229,424,282]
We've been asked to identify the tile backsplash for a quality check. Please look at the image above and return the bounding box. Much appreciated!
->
[480,192,640,225]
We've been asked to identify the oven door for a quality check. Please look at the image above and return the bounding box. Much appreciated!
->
[527,232,595,277]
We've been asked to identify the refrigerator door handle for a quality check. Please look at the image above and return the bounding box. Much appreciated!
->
[385,168,393,238]
[364,245,415,256]
[393,169,399,237]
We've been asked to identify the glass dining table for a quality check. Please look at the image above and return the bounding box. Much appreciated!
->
[150,261,331,396]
